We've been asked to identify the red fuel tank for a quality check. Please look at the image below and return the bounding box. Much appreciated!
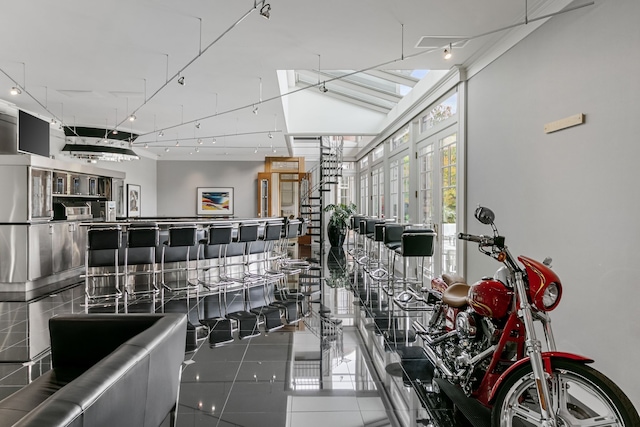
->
[468,279,513,319]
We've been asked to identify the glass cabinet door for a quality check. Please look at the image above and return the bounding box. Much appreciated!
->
[29,167,52,220]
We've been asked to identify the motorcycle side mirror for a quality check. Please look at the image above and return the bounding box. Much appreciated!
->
[475,206,495,225]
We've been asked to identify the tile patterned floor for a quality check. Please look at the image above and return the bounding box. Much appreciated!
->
[0,246,479,427]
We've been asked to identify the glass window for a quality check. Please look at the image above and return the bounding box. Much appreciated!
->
[419,144,434,225]
[401,155,410,222]
[389,160,399,220]
[338,174,355,207]
[372,170,379,217]
[440,133,457,276]
[420,92,458,133]
[359,157,368,169]
[441,134,457,224]
[390,126,410,152]
[371,167,384,218]
[359,173,369,215]
[372,145,384,161]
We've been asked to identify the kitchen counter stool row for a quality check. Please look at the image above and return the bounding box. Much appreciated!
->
[83,218,310,349]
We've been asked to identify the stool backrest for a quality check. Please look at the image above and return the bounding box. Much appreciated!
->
[167,225,197,247]
[401,229,436,257]
[127,223,159,248]
[374,223,385,242]
[285,220,300,239]
[88,226,122,250]
[384,224,404,244]
[237,223,259,243]
[365,218,378,235]
[208,225,233,245]
[297,218,308,236]
[263,222,283,241]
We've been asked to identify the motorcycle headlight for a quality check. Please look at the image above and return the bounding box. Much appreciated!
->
[542,282,560,309]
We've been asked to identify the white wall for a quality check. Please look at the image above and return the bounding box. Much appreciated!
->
[466,0,640,405]
[104,155,157,217]
[156,160,263,218]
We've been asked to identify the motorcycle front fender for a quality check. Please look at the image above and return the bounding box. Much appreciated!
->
[488,352,594,403]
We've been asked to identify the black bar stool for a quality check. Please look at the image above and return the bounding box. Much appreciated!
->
[161,224,199,292]
[258,221,286,280]
[124,223,160,312]
[368,222,390,280]
[394,228,437,289]
[85,225,124,312]
[381,223,404,296]
[199,223,234,288]
[231,222,262,283]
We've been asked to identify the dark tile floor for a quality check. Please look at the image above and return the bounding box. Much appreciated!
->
[0,245,478,427]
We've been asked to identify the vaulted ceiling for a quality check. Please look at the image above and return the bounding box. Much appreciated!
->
[0,0,583,162]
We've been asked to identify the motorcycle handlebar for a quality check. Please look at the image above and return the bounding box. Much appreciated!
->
[458,232,493,245]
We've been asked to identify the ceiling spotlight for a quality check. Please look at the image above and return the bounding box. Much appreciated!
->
[195,122,201,129]
[175,140,180,147]
[272,148,277,153]
[158,130,164,137]
[144,143,149,148]
[10,86,21,96]
[197,138,203,144]
[212,138,217,144]
[165,147,170,152]
[319,83,328,93]
[195,147,200,153]
[112,129,118,135]
[268,131,273,139]
[443,43,452,60]
[178,76,185,86]
[254,148,258,154]
[128,114,136,122]
[252,104,259,115]
[260,2,271,19]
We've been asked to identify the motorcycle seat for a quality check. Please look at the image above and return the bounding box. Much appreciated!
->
[442,283,470,307]
[442,273,466,286]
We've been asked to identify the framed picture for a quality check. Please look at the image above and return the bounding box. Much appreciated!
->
[127,184,141,217]
[197,187,234,216]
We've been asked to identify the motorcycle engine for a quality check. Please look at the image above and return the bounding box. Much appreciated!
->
[455,311,477,339]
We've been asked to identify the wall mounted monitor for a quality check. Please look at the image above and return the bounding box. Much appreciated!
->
[18,110,50,158]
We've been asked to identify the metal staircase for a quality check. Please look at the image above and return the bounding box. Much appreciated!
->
[300,136,344,262]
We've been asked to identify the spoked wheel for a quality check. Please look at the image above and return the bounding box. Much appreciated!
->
[491,359,640,427]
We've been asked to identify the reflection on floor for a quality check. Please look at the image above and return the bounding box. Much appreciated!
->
[0,245,482,427]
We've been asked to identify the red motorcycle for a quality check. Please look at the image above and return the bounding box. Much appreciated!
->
[397,206,639,426]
